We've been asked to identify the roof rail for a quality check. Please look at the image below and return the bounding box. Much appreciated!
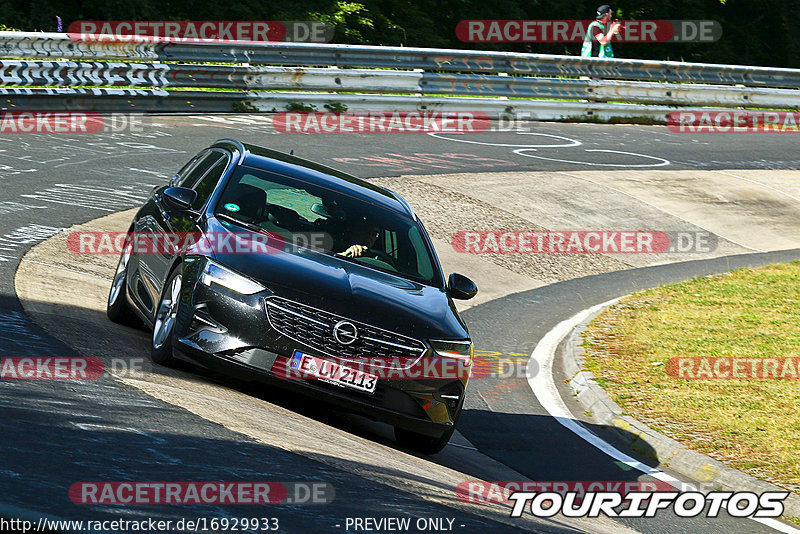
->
[211,139,248,164]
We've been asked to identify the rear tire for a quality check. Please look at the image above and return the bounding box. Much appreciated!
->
[394,426,455,455]
[107,236,138,325]
[151,266,182,366]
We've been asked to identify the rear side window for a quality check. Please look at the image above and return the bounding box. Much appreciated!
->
[191,157,228,210]
[178,151,224,188]
[176,153,201,177]
[170,153,200,186]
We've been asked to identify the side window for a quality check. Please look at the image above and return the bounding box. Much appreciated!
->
[178,151,224,188]
[171,152,203,186]
[190,157,228,210]
[176,153,200,176]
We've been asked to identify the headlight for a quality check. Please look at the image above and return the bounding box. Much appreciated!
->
[200,259,266,295]
[430,339,473,364]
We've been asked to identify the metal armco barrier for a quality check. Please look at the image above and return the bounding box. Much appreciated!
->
[0,61,423,92]
[0,88,679,121]
[1,31,799,117]
[2,61,799,109]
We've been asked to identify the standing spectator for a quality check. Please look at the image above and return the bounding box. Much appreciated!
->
[581,5,621,58]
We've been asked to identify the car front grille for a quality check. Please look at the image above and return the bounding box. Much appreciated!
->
[265,297,427,369]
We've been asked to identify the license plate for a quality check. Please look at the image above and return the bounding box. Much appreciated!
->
[290,351,377,394]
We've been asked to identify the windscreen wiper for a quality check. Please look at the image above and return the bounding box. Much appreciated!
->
[215,212,273,236]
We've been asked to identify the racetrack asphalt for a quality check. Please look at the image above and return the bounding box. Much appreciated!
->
[1,116,800,533]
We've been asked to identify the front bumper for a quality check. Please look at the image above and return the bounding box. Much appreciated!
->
[172,259,469,437]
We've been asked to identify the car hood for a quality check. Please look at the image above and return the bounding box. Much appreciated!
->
[206,218,468,340]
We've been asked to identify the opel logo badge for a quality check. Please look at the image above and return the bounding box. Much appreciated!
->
[333,320,358,345]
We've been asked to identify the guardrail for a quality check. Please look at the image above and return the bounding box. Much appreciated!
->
[1,32,799,118]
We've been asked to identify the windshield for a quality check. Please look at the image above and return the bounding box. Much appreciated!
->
[214,166,441,286]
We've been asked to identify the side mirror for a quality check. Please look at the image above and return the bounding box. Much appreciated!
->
[447,273,478,300]
[162,187,197,211]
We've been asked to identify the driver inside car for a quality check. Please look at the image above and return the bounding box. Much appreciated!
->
[339,222,381,258]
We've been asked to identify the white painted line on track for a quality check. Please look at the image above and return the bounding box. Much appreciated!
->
[558,171,765,253]
[428,131,582,148]
[514,149,671,168]
[526,298,800,533]
[428,130,675,169]
[714,171,800,204]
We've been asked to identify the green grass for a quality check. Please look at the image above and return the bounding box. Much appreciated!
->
[583,261,800,495]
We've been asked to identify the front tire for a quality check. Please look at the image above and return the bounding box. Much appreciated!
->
[151,266,182,366]
[107,237,138,325]
[394,426,455,455]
